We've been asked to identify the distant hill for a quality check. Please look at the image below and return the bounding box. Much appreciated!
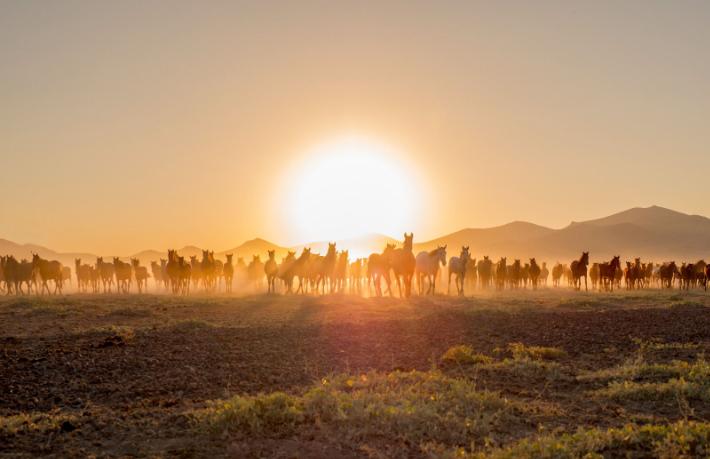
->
[416,206,710,262]
[3,206,710,266]
[216,238,289,261]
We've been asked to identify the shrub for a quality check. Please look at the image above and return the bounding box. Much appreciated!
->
[507,343,566,361]
[442,345,493,365]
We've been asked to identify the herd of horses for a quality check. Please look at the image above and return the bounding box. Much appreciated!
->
[2,234,710,297]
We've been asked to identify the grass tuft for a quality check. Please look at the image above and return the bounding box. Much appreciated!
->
[442,345,493,365]
[507,342,567,361]
[195,370,519,447]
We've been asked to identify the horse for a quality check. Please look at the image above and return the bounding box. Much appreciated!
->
[151,261,163,291]
[570,252,589,291]
[368,244,395,297]
[113,257,133,294]
[447,246,471,296]
[598,256,621,292]
[507,260,522,289]
[290,249,312,294]
[415,245,447,295]
[277,251,297,293]
[248,255,265,291]
[75,258,93,293]
[390,233,416,298]
[334,250,349,293]
[589,263,600,290]
[348,258,364,295]
[264,250,279,294]
[96,257,116,293]
[166,250,182,294]
[551,263,563,287]
[223,254,234,293]
[478,256,493,289]
[465,258,478,291]
[201,250,217,291]
[313,243,337,294]
[31,254,63,295]
[540,261,550,287]
[131,258,150,293]
[178,256,191,295]
[496,258,507,290]
[659,262,678,289]
[529,258,541,290]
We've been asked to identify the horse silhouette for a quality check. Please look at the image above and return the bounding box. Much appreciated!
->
[390,233,416,298]
[264,250,279,294]
[368,243,395,297]
[570,252,589,291]
[131,258,150,294]
[528,258,541,290]
[599,256,621,292]
[223,254,234,293]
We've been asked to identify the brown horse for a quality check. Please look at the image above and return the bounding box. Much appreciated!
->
[390,233,416,298]
[477,256,493,289]
[113,257,132,294]
[264,250,279,294]
[599,256,621,291]
[334,250,349,293]
[495,258,507,290]
[32,254,64,295]
[223,254,234,293]
[277,251,297,293]
[96,257,115,293]
[529,258,541,290]
[368,244,395,297]
[570,252,589,291]
[131,258,150,293]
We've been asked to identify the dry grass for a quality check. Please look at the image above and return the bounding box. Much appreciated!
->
[195,370,524,451]
[442,345,493,365]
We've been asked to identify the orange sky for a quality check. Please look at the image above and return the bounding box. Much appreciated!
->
[2,1,710,254]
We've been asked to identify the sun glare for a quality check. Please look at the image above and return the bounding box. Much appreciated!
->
[282,136,421,243]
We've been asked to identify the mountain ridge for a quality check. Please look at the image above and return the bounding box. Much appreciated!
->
[3,206,710,266]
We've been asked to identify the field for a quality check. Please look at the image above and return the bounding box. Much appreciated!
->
[4,290,710,457]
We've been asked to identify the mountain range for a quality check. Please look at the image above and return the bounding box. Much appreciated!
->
[2,206,710,267]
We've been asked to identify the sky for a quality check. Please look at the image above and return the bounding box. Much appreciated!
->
[1,1,710,254]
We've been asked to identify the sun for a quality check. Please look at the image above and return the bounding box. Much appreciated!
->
[281,136,421,243]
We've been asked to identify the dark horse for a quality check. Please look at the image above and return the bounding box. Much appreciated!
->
[598,255,621,292]
[570,251,589,291]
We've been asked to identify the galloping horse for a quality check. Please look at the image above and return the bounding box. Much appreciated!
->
[448,246,471,296]
[528,258,541,290]
[477,256,493,289]
[390,233,416,298]
[368,244,395,297]
[570,252,590,291]
[495,258,507,290]
[598,256,621,291]
[223,254,234,293]
[415,245,447,295]
[264,250,279,294]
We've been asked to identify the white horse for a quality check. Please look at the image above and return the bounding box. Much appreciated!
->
[415,245,447,295]
[448,246,471,296]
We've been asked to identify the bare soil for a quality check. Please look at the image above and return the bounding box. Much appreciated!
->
[2,290,710,457]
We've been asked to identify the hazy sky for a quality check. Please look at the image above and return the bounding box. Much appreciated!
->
[2,1,710,254]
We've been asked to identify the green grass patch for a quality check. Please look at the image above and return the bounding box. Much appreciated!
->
[507,342,567,361]
[442,345,493,365]
[431,420,710,458]
[195,370,521,448]
[0,412,78,436]
[592,357,710,402]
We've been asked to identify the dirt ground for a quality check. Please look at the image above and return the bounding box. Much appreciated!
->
[2,290,710,457]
